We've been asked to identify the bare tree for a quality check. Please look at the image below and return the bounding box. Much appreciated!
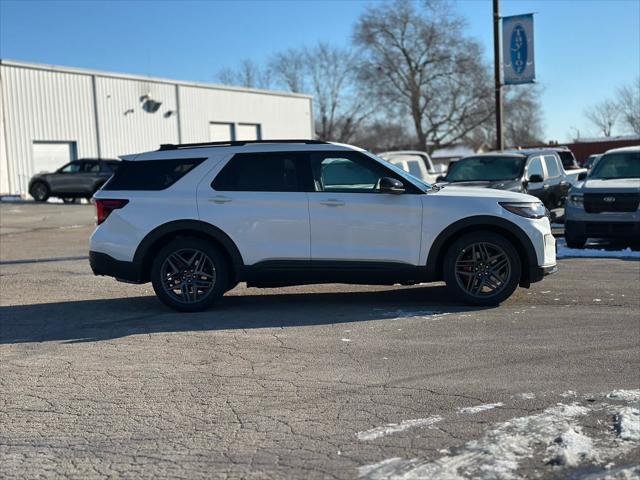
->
[269,48,307,93]
[354,0,493,153]
[217,59,271,89]
[467,85,544,149]
[585,99,618,137]
[268,44,373,143]
[618,77,640,134]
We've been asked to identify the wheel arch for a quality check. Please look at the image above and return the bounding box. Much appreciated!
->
[426,215,538,287]
[133,220,244,284]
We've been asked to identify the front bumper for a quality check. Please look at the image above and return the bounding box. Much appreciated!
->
[529,264,558,283]
[89,251,143,283]
[565,220,640,239]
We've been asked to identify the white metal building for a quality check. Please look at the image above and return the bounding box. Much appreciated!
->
[0,60,314,196]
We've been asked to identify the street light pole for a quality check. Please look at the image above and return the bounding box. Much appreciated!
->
[493,0,504,151]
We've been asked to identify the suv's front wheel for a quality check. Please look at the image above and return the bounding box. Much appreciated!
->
[443,231,521,306]
[151,238,227,312]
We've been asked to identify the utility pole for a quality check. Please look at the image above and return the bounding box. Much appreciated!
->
[493,0,504,151]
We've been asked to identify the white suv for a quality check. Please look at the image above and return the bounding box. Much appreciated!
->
[90,140,557,312]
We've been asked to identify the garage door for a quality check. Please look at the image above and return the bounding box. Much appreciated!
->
[209,122,235,142]
[237,123,261,141]
[32,141,76,174]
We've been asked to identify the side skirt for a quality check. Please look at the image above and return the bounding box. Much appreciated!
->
[242,260,434,288]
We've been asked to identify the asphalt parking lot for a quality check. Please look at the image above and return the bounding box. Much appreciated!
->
[1,202,639,479]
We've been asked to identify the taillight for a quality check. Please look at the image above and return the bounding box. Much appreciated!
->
[96,199,129,225]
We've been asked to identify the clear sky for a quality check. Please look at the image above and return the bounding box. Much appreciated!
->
[1,0,639,143]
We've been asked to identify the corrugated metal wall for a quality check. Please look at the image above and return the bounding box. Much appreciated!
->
[95,77,179,158]
[1,64,98,195]
[179,86,313,143]
[0,61,313,196]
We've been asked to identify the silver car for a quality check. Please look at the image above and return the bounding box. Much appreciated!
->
[564,146,640,248]
[29,158,120,203]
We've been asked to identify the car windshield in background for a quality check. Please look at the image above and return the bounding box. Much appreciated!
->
[445,156,526,182]
[366,153,431,191]
[589,152,640,179]
[558,151,576,168]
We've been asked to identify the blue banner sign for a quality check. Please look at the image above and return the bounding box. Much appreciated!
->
[502,14,535,85]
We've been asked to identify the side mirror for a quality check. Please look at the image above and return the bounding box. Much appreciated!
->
[528,174,544,183]
[578,172,587,181]
[436,175,445,183]
[379,177,405,194]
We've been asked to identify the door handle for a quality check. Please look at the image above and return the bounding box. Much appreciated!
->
[209,195,232,204]
[319,199,345,207]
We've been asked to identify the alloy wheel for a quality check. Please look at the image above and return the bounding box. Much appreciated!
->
[160,248,216,304]
[454,242,512,298]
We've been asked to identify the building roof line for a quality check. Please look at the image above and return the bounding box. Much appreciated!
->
[0,58,313,101]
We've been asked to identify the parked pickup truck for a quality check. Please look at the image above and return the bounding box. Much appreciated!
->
[377,150,446,184]
[564,146,639,248]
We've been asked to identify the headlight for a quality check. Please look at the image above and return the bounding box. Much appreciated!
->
[499,202,547,219]
[567,193,584,207]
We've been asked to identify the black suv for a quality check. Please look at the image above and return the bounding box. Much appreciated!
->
[439,151,572,209]
[29,159,120,203]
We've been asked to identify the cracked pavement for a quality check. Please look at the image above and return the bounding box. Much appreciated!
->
[1,203,639,479]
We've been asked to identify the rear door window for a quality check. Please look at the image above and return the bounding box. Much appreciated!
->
[103,158,206,190]
[211,152,309,192]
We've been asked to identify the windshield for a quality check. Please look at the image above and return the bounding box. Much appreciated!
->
[445,156,526,182]
[558,151,577,168]
[365,152,431,191]
[589,152,640,179]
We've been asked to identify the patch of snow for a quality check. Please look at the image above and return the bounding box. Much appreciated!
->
[341,338,351,342]
[560,390,578,398]
[556,239,640,259]
[460,402,503,414]
[545,427,594,466]
[357,416,442,441]
[514,393,536,400]
[606,390,640,402]
[358,403,592,479]
[616,407,640,441]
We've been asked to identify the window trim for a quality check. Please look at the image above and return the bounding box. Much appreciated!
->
[310,150,423,194]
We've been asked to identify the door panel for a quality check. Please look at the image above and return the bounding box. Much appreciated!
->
[308,192,423,264]
[198,151,311,266]
[198,191,310,265]
[308,151,423,265]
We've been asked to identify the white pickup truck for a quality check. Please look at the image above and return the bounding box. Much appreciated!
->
[377,150,446,184]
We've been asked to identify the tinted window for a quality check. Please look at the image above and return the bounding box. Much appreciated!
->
[100,162,119,173]
[103,158,205,190]
[544,155,560,177]
[590,152,640,179]
[212,152,307,192]
[445,156,526,182]
[527,156,544,178]
[558,151,577,168]
[311,152,395,193]
[60,162,81,173]
[82,162,100,173]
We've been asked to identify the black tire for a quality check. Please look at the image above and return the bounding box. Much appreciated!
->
[443,231,521,306]
[62,197,77,204]
[151,238,227,312]
[29,182,50,202]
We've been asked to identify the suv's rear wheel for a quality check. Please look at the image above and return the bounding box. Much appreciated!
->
[30,182,50,202]
[151,238,227,312]
[443,231,521,306]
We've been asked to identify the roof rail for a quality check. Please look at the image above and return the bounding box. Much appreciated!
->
[158,139,328,151]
